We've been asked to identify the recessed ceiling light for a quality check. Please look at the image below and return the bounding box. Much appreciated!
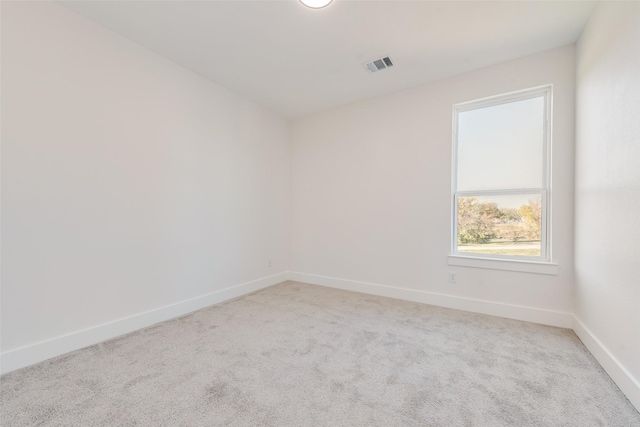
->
[299,0,333,9]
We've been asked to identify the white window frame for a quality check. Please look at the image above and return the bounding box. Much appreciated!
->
[449,85,555,273]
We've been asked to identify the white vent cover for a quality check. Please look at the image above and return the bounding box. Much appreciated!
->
[363,56,394,73]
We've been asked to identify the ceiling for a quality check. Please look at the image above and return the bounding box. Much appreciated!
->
[60,1,596,119]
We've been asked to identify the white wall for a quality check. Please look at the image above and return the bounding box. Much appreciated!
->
[291,46,576,325]
[1,2,289,369]
[574,1,640,410]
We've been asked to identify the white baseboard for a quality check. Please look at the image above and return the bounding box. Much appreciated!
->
[289,272,573,328]
[290,271,637,410]
[0,272,289,375]
[572,315,640,412]
[3,271,638,413]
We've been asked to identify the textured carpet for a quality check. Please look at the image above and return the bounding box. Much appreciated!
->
[1,281,639,426]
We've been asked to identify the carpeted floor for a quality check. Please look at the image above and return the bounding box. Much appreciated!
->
[1,281,639,426]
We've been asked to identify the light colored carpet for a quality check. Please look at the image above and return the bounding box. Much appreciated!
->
[1,281,639,426]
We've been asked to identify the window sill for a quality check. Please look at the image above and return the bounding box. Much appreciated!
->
[448,255,559,275]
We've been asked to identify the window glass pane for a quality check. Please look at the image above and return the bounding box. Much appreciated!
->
[457,194,542,257]
[457,96,544,191]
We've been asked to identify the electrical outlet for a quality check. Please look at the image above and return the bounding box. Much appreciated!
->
[268,259,272,268]
[448,272,457,283]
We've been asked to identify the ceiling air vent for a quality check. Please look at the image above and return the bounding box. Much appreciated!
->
[363,56,394,74]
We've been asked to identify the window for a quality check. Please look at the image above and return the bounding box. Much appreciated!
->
[451,86,551,263]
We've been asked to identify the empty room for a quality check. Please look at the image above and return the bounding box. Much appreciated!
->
[1,0,639,425]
